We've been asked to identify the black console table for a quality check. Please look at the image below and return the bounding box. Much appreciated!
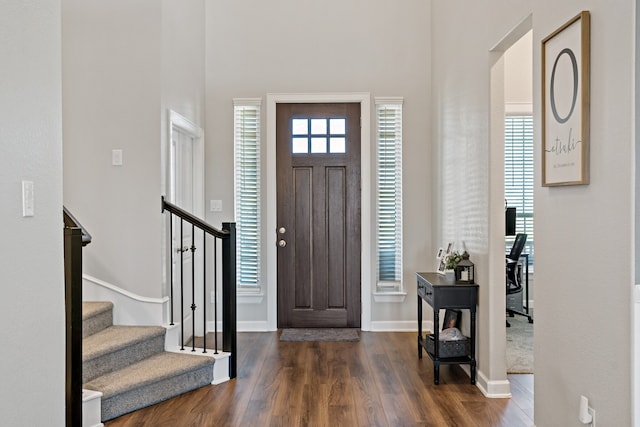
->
[417,272,478,384]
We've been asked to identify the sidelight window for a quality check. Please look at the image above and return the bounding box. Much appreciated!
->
[375,98,403,291]
[234,99,261,289]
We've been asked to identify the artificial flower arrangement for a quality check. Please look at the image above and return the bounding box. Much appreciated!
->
[444,251,462,271]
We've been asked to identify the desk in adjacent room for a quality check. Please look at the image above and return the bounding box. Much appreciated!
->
[417,272,478,384]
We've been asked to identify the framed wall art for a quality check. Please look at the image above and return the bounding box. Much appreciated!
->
[541,11,590,186]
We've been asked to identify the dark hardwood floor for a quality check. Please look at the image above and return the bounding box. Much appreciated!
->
[105,332,533,427]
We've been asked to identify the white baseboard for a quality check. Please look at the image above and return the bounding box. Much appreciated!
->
[205,320,276,332]
[475,370,512,398]
[369,320,433,332]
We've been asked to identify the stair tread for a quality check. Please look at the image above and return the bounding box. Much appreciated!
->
[82,301,113,321]
[83,325,165,361]
[83,351,214,399]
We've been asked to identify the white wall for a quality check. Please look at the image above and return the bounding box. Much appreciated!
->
[505,31,533,108]
[432,0,634,424]
[205,0,432,328]
[533,3,633,425]
[0,1,65,425]
[62,0,205,299]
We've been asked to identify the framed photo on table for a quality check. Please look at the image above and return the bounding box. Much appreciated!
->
[541,10,590,186]
[445,242,454,256]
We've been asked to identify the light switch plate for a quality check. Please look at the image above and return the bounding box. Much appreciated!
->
[22,180,34,217]
[112,149,123,166]
[210,200,222,212]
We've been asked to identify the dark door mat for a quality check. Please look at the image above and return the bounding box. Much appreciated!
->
[280,328,360,342]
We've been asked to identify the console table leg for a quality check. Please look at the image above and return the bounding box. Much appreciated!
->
[434,360,440,385]
[470,360,477,385]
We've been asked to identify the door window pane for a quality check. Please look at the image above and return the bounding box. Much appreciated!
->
[330,118,345,134]
[329,137,345,153]
[292,137,309,153]
[292,119,308,135]
[311,119,327,135]
[311,137,327,153]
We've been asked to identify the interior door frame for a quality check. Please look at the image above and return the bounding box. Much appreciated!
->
[166,109,205,333]
[266,93,371,331]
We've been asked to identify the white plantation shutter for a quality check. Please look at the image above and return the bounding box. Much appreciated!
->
[234,100,261,288]
[376,99,403,288]
[504,115,534,263]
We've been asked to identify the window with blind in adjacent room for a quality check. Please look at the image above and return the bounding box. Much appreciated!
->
[504,114,534,265]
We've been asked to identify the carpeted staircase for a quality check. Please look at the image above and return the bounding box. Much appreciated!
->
[82,301,215,422]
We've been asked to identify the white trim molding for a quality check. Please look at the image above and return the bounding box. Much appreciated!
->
[370,320,432,332]
[476,370,512,398]
[266,93,372,331]
[372,292,408,303]
[82,274,168,326]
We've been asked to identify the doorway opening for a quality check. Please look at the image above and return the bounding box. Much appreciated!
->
[503,31,535,378]
[166,110,205,336]
[489,14,533,408]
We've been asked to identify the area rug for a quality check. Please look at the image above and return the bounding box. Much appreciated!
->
[506,313,534,373]
[280,328,360,342]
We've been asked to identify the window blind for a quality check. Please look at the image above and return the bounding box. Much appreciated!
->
[504,115,534,262]
[234,101,261,288]
[376,100,403,286]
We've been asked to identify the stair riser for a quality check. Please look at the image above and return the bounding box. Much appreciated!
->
[83,309,113,338]
[101,365,213,421]
[83,334,165,384]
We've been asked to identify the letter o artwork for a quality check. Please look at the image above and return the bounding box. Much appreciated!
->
[549,48,578,124]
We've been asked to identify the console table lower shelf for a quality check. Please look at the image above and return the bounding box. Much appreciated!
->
[418,333,475,384]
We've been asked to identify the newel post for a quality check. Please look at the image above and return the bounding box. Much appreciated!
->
[64,227,83,427]
[221,222,237,378]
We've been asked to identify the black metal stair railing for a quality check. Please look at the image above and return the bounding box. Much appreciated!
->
[63,207,92,427]
[161,196,237,379]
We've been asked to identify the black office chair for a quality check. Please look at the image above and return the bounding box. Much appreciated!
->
[506,233,533,326]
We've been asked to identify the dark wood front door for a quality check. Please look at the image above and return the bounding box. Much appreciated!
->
[276,103,361,328]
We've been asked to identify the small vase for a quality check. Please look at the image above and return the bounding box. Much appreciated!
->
[445,270,455,282]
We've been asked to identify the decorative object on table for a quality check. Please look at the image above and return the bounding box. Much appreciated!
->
[444,250,461,281]
[442,309,461,330]
[541,10,590,186]
[444,242,454,256]
[455,251,475,284]
[436,247,446,274]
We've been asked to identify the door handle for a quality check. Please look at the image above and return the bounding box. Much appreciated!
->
[175,246,189,253]
[278,239,287,248]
